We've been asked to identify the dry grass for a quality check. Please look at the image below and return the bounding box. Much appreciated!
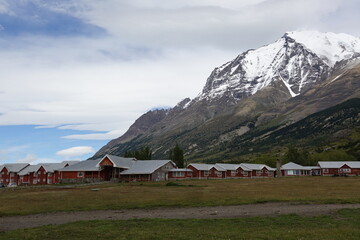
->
[1,177,360,216]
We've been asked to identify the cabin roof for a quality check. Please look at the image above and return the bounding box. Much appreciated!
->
[1,163,29,173]
[187,163,226,171]
[240,163,275,171]
[121,160,174,175]
[59,159,102,172]
[318,161,360,169]
[98,155,136,169]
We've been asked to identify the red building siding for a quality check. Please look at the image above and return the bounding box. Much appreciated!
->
[208,167,225,179]
[235,168,252,178]
[0,168,20,186]
[168,171,193,180]
[251,168,274,178]
[186,165,210,179]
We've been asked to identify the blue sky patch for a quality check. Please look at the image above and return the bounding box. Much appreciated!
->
[0,125,107,164]
[0,1,106,37]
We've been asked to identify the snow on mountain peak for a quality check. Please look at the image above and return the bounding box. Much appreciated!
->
[197,31,360,102]
[286,30,360,67]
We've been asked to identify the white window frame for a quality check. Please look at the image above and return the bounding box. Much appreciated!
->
[323,168,329,173]
[230,170,236,176]
[256,170,261,176]
[173,171,185,177]
[204,170,209,176]
[77,172,84,178]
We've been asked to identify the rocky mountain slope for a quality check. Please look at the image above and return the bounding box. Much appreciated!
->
[92,31,360,161]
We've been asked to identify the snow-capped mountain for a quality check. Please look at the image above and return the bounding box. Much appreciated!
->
[92,31,360,161]
[198,31,360,101]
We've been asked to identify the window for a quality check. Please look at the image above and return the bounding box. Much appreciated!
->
[10,173,14,177]
[340,168,351,173]
[217,171,222,177]
[323,168,329,173]
[243,171,248,176]
[256,170,261,176]
[173,171,185,177]
[204,171,209,176]
[231,171,236,176]
[77,172,84,177]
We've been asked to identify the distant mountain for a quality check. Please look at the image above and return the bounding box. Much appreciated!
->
[92,31,360,162]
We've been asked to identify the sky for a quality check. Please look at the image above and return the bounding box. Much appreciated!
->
[0,0,359,164]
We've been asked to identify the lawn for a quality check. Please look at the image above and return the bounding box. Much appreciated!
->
[1,209,360,240]
[1,177,360,216]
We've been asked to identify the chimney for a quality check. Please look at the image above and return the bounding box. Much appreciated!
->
[276,159,282,177]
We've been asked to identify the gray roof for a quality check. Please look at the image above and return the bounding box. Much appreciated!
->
[318,161,360,169]
[43,161,80,173]
[215,163,240,171]
[99,155,136,169]
[187,163,226,171]
[281,162,309,170]
[121,160,174,175]
[240,163,275,171]
[19,164,42,176]
[304,166,321,170]
[19,161,81,175]
[169,168,192,172]
[237,164,252,171]
[1,163,29,173]
[59,159,102,172]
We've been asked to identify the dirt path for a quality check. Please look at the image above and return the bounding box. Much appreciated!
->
[1,203,360,232]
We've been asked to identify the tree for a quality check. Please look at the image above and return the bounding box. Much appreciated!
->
[169,144,184,168]
[283,146,309,165]
[123,146,152,160]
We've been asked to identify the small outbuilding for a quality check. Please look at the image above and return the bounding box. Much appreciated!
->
[120,160,176,182]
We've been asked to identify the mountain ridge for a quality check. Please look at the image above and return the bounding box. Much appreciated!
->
[91,31,360,161]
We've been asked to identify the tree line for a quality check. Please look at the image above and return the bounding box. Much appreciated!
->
[123,144,185,168]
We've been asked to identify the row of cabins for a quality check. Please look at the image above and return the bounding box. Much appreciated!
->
[1,158,360,186]
[0,161,79,186]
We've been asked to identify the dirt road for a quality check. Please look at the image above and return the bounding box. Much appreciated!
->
[1,202,360,232]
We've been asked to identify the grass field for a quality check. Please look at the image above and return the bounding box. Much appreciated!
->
[1,209,360,240]
[1,177,360,216]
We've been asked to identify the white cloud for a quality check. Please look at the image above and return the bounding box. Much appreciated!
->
[0,37,234,139]
[56,146,95,158]
[16,154,60,165]
[62,130,125,140]
[16,154,37,164]
[0,0,359,142]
